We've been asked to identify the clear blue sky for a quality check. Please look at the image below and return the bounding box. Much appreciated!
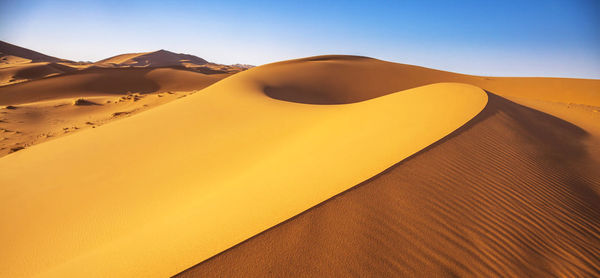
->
[1,0,598,78]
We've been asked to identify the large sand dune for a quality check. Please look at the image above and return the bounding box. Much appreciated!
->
[1,55,599,277]
[0,56,486,277]
[174,57,599,277]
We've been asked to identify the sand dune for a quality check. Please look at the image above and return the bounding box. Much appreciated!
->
[0,62,77,86]
[175,56,599,277]
[97,49,208,67]
[95,50,244,75]
[0,56,486,277]
[1,54,599,277]
[0,40,65,63]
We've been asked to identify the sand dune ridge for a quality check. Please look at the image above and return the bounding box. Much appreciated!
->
[0,56,487,277]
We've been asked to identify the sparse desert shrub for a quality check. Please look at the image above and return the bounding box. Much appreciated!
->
[111,111,129,117]
[73,98,99,106]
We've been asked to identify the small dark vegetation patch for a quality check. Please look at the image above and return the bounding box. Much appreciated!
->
[73,98,100,106]
[111,111,130,117]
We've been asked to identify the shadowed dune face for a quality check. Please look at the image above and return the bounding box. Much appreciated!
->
[261,56,600,106]
[176,93,600,277]
[261,57,460,104]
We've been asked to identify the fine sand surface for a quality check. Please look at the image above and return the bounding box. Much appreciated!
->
[0,55,599,277]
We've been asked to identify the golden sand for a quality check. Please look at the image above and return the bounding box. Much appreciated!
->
[1,54,599,277]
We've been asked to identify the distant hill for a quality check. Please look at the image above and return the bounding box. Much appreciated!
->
[96,49,208,67]
[0,40,66,63]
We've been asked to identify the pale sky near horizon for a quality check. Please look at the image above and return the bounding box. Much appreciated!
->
[1,0,599,78]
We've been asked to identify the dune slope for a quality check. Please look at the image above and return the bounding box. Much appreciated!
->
[177,93,600,277]
[0,56,486,277]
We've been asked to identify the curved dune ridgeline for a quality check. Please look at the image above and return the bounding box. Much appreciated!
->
[1,55,599,277]
[96,49,209,67]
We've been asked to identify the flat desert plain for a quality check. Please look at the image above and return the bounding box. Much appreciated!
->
[1,42,599,277]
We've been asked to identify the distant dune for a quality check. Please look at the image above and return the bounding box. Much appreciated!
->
[0,40,66,63]
[97,49,208,67]
[0,67,227,105]
[0,53,599,277]
[0,41,248,90]
[0,62,77,86]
